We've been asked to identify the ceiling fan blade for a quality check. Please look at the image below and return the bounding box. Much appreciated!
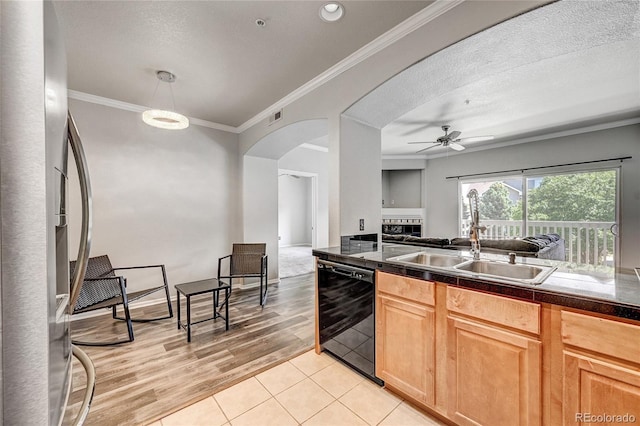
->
[449,142,465,151]
[458,135,494,143]
[416,144,441,153]
[408,141,437,145]
[448,130,461,140]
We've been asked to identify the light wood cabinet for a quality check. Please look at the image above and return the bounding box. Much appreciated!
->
[560,310,640,425]
[446,287,542,426]
[373,272,640,426]
[447,286,540,334]
[376,272,435,405]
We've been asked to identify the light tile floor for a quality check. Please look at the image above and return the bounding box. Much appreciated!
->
[149,350,447,426]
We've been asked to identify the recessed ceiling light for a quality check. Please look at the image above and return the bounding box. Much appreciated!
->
[324,3,339,13]
[319,2,344,22]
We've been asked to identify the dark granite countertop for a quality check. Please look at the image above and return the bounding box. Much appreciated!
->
[313,244,640,321]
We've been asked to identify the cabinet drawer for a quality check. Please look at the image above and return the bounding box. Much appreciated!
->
[377,271,434,305]
[561,310,640,364]
[447,287,540,335]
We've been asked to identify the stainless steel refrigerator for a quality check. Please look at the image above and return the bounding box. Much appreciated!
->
[0,1,92,424]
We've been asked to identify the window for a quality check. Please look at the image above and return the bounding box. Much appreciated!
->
[459,169,618,268]
[460,177,523,239]
[525,170,616,267]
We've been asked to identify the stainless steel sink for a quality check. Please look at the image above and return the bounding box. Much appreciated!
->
[386,252,556,285]
[454,260,556,285]
[387,252,467,268]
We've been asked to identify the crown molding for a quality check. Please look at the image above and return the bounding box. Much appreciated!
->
[68,89,143,113]
[236,0,464,133]
[67,0,463,136]
[67,90,239,133]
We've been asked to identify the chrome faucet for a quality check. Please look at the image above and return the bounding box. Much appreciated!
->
[467,189,486,260]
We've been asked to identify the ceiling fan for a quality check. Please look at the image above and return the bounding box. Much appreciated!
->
[409,125,494,153]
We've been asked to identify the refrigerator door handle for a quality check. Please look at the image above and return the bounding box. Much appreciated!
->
[70,345,96,426]
[67,111,93,312]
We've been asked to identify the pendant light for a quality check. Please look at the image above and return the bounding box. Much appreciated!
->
[142,70,189,130]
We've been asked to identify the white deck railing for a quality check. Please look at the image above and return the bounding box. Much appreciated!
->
[461,219,615,266]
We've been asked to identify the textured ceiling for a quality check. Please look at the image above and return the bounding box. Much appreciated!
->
[53,0,431,128]
[343,0,640,157]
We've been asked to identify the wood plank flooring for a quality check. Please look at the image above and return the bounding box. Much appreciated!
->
[62,273,315,426]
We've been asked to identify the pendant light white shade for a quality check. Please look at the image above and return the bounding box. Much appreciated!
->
[143,70,189,130]
[142,109,189,130]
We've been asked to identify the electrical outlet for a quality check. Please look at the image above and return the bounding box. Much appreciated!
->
[359,219,364,231]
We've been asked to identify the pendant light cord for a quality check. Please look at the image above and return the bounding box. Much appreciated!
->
[148,77,178,111]
[169,82,177,111]
[149,79,160,107]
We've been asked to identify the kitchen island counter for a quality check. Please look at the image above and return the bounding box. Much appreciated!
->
[313,244,640,321]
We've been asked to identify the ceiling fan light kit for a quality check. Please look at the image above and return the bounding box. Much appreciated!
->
[142,70,189,130]
[410,124,494,153]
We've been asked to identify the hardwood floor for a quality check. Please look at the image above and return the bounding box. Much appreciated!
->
[63,273,315,426]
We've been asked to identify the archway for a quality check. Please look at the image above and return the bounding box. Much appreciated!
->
[243,119,329,281]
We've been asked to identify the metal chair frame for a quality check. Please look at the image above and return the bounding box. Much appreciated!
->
[111,264,173,323]
[71,255,173,346]
[218,243,268,306]
[71,276,134,346]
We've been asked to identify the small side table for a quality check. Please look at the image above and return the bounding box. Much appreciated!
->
[175,278,231,342]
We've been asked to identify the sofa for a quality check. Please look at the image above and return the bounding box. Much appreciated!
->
[382,233,566,261]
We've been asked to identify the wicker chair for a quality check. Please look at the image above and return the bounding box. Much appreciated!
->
[218,243,268,306]
[70,255,173,346]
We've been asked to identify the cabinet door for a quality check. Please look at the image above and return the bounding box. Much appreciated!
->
[563,351,640,425]
[376,293,435,405]
[447,317,541,426]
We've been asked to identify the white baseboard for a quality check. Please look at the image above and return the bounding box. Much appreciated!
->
[236,278,280,290]
[70,278,282,321]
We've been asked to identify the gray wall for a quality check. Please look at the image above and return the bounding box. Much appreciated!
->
[340,117,382,237]
[382,169,422,208]
[382,159,427,171]
[278,175,312,247]
[381,170,390,208]
[424,124,640,270]
[242,155,279,280]
[67,99,241,294]
[278,144,330,248]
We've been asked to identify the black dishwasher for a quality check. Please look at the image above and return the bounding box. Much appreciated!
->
[317,259,382,384]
